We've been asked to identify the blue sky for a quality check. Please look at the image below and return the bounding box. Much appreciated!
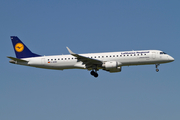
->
[1,0,180,120]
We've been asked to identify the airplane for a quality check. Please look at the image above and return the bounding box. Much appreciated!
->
[7,36,174,78]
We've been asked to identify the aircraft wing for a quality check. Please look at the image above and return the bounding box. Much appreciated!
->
[66,47,103,68]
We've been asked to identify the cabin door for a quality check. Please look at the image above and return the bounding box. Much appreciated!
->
[41,58,45,65]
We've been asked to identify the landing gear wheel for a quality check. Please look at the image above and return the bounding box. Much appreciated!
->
[155,64,160,72]
[90,71,98,78]
[94,73,98,77]
[91,71,95,75]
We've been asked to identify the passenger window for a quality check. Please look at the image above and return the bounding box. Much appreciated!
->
[61,58,63,60]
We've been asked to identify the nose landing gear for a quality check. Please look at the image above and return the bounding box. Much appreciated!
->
[155,64,160,72]
[90,70,98,78]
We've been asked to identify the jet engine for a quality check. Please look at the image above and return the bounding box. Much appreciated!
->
[102,61,122,73]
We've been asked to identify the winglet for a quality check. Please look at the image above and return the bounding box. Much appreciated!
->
[66,47,75,55]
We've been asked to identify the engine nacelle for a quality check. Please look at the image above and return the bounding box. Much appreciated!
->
[102,61,122,73]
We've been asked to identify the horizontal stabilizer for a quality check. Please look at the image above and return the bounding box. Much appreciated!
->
[7,56,28,62]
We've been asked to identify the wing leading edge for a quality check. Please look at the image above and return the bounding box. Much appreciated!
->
[66,47,103,69]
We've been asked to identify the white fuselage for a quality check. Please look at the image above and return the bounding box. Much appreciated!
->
[16,50,174,71]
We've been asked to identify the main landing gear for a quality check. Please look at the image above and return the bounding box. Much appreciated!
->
[90,70,98,78]
[155,64,160,72]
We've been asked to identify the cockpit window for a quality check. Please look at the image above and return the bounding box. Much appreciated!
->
[160,52,167,54]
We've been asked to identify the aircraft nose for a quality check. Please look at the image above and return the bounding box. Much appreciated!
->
[169,56,174,62]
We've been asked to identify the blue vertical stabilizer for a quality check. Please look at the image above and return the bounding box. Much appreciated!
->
[11,36,41,58]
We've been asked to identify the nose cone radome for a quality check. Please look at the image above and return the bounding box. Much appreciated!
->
[169,56,174,62]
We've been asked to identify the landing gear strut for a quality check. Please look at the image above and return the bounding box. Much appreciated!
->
[155,64,160,72]
[90,70,98,78]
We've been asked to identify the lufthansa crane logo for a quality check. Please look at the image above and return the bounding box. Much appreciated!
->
[15,43,24,52]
